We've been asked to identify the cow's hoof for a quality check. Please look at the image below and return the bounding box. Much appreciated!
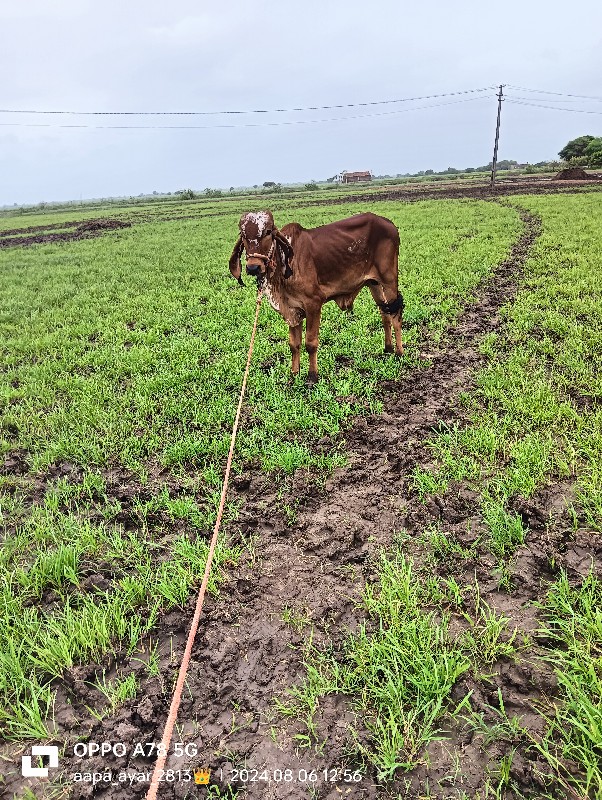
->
[307,371,319,385]
[384,345,395,354]
[287,373,300,386]
[395,349,404,359]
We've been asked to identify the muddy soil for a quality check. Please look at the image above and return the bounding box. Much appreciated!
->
[0,218,131,248]
[554,167,589,180]
[4,204,597,800]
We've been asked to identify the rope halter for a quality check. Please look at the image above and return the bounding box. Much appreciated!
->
[246,237,277,268]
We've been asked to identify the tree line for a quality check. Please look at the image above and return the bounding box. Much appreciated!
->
[558,135,602,167]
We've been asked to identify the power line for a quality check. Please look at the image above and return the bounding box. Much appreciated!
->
[0,95,491,130]
[0,86,496,116]
[506,99,602,115]
[506,84,602,102]
[507,95,602,104]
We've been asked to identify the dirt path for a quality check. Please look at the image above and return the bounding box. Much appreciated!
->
[39,200,589,800]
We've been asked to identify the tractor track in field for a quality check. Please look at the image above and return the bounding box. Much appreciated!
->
[39,202,587,800]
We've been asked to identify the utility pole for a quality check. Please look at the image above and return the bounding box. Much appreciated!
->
[490,85,505,190]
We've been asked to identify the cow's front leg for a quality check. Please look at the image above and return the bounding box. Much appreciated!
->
[288,322,302,378]
[305,306,322,384]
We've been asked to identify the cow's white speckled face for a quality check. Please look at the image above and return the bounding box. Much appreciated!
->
[240,211,271,244]
[239,210,275,276]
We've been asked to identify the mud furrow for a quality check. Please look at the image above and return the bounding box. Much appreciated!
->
[56,207,543,799]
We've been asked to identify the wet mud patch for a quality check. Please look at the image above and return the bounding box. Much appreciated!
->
[0,218,131,248]
[0,447,30,476]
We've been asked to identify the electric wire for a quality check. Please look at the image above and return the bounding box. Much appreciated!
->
[506,85,602,102]
[506,98,602,115]
[507,95,602,104]
[0,94,491,130]
[0,86,496,116]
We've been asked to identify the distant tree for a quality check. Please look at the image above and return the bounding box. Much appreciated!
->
[263,181,276,188]
[495,160,518,170]
[525,164,537,173]
[559,135,596,162]
[229,186,235,193]
[567,156,589,167]
[445,167,460,174]
[304,183,318,190]
[253,185,258,189]
[584,137,602,167]
[425,169,434,175]
[203,188,222,197]
[176,188,196,199]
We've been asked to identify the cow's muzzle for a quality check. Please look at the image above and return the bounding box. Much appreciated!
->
[244,239,276,276]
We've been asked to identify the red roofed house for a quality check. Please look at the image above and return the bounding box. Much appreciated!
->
[339,170,372,184]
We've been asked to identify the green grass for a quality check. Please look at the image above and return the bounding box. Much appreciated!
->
[0,196,520,741]
[415,194,602,581]
[3,187,601,800]
[0,494,240,739]
[0,199,519,473]
[277,550,516,780]
[530,572,602,798]
[277,551,521,780]
[278,191,602,791]
[277,553,469,778]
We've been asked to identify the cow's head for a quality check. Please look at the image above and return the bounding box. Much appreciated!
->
[229,210,293,286]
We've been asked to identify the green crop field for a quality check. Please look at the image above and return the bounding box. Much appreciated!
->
[1,188,601,799]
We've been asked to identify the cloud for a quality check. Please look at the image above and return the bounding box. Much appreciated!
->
[147,13,237,47]
[1,0,602,204]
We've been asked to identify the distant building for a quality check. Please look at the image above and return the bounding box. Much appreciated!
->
[338,170,372,184]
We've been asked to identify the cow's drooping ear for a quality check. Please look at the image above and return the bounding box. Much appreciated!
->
[229,235,245,286]
[274,229,293,279]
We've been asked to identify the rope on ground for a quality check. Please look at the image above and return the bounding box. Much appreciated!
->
[146,291,263,800]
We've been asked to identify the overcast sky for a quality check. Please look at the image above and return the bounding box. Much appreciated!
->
[1,0,601,205]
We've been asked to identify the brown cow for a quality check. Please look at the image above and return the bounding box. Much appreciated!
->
[229,210,403,383]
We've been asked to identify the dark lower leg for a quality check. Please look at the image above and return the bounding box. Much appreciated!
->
[289,323,302,376]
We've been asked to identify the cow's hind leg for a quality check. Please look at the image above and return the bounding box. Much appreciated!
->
[368,283,396,354]
[389,298,403,357]
[370,282,404,356]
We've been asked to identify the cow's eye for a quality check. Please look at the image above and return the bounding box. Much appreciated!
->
[264,229,272,237]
